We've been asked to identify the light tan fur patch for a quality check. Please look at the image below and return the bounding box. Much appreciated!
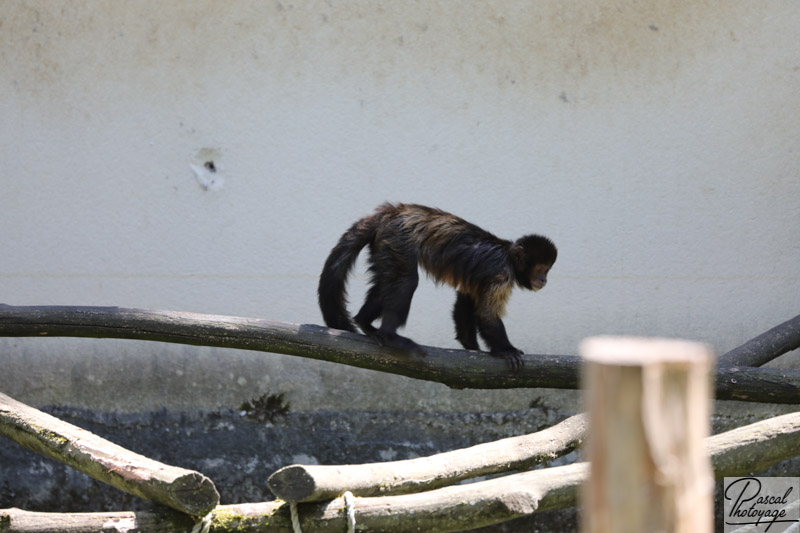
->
[479,281,513,317]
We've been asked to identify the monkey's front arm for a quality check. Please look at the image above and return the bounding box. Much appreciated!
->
[476,314,525,370]
[452,292,524,369]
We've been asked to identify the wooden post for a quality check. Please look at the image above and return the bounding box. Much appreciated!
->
[580,337,714,533]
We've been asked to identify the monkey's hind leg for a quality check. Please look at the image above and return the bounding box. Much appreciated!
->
[353,284,381,335]
[374,293,425,355]
[373,263,425,356]
[453,292,480,350]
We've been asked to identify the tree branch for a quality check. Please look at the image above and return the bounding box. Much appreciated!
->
[268,413,587,502]
[708,411,800,478]
[0,507,199,533]
[0,305,798,403]
[0,304,580,390]
[718,313,800,367]
[0,393,219,517]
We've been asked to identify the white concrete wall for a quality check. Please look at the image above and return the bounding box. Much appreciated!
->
[1,1,798,412]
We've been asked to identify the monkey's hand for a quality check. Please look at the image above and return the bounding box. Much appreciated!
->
[491,348,524,370]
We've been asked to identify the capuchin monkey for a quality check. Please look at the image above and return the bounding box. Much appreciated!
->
[318,202,557,369]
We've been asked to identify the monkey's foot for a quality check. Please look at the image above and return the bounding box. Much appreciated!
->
[370,331,426,356]
[354,319,377,335]
[455,336,480,351]
[393,337,426,356]
[491,348,525,370]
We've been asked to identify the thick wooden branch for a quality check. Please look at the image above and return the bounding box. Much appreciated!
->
[714,365,800,403]
[708,411,800,478]
[1,305,799,403]
[4,412,799,533]
[0,507,199,533]
[0,393,219,517]
[268,413,587,502]
[718,313,800,367]
[0,304,579,390]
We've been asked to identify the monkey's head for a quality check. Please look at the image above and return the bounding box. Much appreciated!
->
[511,235,557,292]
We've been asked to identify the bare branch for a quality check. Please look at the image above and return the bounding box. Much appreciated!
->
[0,305,581,390]
[718,313,800,367]
[0,393,219,517]
[268,413,587,502]
[708,411,800,478]
[0,305,799,403]
[0,507,198,533]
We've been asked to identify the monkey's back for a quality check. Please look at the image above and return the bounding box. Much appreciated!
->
[375,203,514,295]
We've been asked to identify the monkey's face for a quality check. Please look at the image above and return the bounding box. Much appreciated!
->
[511,235,557,291]
[529,263,552,292]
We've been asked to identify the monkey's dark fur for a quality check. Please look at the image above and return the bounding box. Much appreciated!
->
[318,202,557,368]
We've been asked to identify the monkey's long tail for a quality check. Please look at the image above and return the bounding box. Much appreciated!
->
[317,214,379,332]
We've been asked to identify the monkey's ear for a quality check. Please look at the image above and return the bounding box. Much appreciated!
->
[510,244,527,271]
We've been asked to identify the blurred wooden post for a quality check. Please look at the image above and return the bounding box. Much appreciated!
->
[580,337,714,533]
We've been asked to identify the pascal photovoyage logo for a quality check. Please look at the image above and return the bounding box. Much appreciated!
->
[723,477,800,533]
